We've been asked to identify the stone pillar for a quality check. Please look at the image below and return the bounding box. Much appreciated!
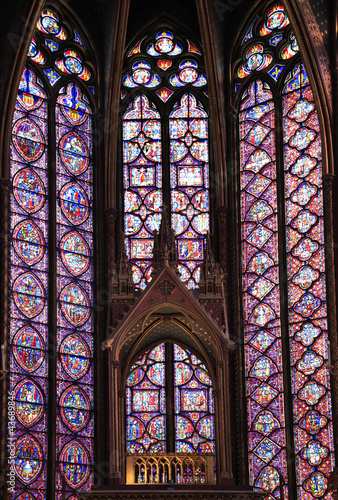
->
[105,208,118,285]
[323,175,338,456]
[216,206,228,272]
[0,180,10,498]
[109,356,123,484]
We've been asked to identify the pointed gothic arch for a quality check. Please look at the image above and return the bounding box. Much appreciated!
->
[105,258,234,485]
[4,4,99,499]
[231,2,337,498]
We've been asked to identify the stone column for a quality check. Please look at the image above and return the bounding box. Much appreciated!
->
[323,175,338,456]
[216,206,228,271]
[0,179,10,498]
[109,356,123,484]
[105,208,118,285]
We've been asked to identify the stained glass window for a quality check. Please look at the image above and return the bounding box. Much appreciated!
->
[10,66,49,499]
[170,94,209,288]
[126,344,166,453]
[126,343,215,480]
[283,62,334,499]
[235,3,335,499]
[174,345,214,454]
[123,95,162,289]
[56,83,94,498]
[9,7,95,500]
[239,79,288,497]
[122,29,209,289]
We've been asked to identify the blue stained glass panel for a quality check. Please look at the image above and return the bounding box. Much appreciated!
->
[10,67,49,499]
[283,61,335,500]
[169,94,209,289]
[123,95,162,289]
[239,79,288,500]
[56,83,94,499]
[126,344,166,454]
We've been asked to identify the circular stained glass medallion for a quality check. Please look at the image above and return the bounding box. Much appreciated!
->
[15,379,44,427]
[132,69,151,85]
[247,53,263,71]
[41,13,60,35]
[59,385,91,432]
[64,54,83,74]
[15,434,43,485]
[12,325,45,373]
[179,68,198,83]
[60,182,89,225]
[13,271,45,318]
[12,118,44,162]
[13,168,45,214]
[13,219,45,266]
[60,282,90,327]
[267,9,285,30]
[59,132,89,175]
[155,37,174,54]
[60,333,91,380]
[59,440,90,488]
[28,39,38,58]
[60,230,90,276]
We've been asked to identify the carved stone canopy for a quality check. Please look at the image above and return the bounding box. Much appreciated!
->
[103,262,233,355]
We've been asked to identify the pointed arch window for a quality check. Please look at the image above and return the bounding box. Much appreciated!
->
[122,29,210,290]
[234,3,335,499]
[126,343,215,484]
[9,8,96,500]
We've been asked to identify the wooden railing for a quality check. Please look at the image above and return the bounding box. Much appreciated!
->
[126,453,215,484]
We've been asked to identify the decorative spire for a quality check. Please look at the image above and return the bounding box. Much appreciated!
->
[152,205,177,272]
[111,234,134,297]
[199,233,223,296]
[119,233,133,280]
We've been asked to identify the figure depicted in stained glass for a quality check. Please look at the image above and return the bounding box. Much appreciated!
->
[13,168,45,213]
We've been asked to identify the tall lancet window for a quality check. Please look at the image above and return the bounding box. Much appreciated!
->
[122,29,210,289]
[9,8,96,500]
[234,3,335,499]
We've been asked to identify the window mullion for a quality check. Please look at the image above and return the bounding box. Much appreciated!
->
[274,89,298,499]
[46,93,57,500]
[162,112,171,210]
[165,342,175,453]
